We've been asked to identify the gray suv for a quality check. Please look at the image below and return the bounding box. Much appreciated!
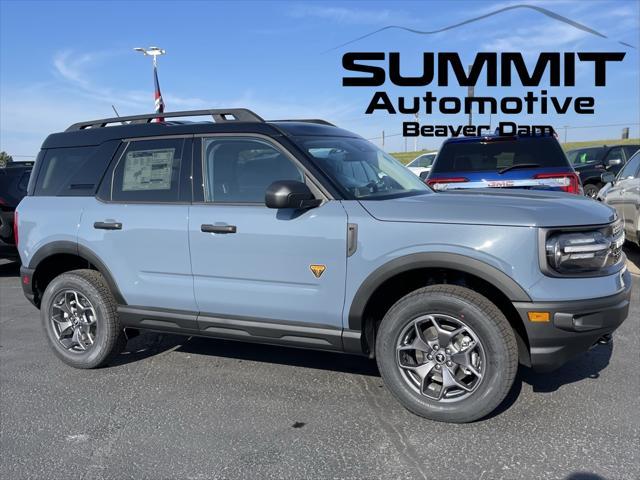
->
[16,109,632,423]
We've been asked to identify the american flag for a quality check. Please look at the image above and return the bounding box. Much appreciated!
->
[154,63,165,122]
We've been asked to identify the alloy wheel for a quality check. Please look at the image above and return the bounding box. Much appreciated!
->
[396,314,485,402]
[50,290,98,353]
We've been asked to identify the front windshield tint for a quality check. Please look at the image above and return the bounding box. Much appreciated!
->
[408,154,435,168]
[299,137,430,199]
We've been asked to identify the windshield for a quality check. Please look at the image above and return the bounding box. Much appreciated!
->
[432,136,569,173]
[408,154,436,168]
[298,137,430,199]
[566,147,604,166]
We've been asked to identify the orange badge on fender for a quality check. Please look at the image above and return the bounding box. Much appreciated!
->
[310,264,326,278]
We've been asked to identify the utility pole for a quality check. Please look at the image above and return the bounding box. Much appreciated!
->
[414,112,419,151]
[382,130,385,149]
[467,65,474,127]
[563,125,569,143]
[134,46,166,118]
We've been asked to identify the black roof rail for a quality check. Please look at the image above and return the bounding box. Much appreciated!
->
[270,119,335,127]
[66,108,264,131]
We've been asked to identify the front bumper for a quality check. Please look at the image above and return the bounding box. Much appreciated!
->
[514,269,632,372]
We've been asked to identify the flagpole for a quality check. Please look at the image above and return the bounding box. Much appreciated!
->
[134,46,166,121]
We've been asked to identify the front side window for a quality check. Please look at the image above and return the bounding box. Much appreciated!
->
[604,147,623,164]
[110,138,184,202]
[617,152,640,180]
[202,137,303,203]
[298,137,429,200]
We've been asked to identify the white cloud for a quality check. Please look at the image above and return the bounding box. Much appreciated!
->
[481,20,589,53]
[0,49,360,156]
[288,5,416,25]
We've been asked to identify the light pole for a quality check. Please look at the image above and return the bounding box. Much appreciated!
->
[134,46,166,119]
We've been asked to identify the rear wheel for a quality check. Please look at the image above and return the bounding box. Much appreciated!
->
[41,269,126,369]
[583,183,601,199]
[375,285,517,423]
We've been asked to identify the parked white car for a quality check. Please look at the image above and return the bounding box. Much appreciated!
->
[601,150,640,246]
[406,152,437,179]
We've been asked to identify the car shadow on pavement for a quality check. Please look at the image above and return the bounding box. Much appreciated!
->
[0,259,20,277]
[481,342,613,420]
[113,331,381,377]
[564,473,606,480]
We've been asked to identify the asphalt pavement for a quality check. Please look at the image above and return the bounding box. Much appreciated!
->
[1,247,639,480]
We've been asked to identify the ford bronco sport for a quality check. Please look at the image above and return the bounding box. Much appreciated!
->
[16,109,631,423]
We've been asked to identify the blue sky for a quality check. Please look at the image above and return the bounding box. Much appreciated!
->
[1,0,638,157]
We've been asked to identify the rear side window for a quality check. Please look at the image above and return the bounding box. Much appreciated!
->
[432,137,568,173]
[108,138,185,202]
[34,146,98,196]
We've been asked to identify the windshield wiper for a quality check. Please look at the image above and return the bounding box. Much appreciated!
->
[498,163,541,174]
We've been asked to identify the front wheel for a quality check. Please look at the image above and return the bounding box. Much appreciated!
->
[376,285,518,423]
[583,183,602,199]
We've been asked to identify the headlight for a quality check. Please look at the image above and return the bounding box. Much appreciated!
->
[544,221,624,275]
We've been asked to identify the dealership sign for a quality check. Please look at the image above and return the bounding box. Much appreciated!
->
[342,52,626,137]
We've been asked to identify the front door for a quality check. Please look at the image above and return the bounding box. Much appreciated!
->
[188,136,348,335]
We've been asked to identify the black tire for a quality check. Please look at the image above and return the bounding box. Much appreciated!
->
[375,285,517,423]
[583,183,601,199]
[40,269,126,369]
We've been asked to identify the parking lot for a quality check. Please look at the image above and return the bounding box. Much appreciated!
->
[0,248,638,480]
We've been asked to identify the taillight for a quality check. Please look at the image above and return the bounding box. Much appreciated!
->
[533,172,581,194]
[13,211,18,246]
[426,177,469,191]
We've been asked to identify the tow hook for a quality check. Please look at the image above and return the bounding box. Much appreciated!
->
[597,334,612,345]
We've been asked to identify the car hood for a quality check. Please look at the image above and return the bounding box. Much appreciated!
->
[359,189,616,227]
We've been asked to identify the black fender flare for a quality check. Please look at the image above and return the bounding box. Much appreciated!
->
[347,252,531,331]
[28,240,127,305]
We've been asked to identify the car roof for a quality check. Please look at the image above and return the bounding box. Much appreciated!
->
[41,109,361,149]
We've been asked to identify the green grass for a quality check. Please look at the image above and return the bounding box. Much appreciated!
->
[390,139,639,164]
[560,138,639,152]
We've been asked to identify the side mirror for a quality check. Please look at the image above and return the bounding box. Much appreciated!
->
[606,158,622,167]
[601,172,615,184]
[265,180,321,210]
[419,171,430,180]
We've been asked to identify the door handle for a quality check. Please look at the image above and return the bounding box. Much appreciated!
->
[94,221,122,230]
[201,224,237,234]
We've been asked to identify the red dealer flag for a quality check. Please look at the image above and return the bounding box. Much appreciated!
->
[154,63,165,122]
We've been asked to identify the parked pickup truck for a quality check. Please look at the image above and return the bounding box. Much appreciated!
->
[568,144,640,199]
[17,109,631,423]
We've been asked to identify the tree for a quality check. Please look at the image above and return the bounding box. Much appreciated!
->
[0,151,13,168]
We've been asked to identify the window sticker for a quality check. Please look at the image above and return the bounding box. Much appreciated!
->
[122,148,175,191]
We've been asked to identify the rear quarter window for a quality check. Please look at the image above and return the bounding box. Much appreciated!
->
[33,142,118,196]
[432,137,569,173]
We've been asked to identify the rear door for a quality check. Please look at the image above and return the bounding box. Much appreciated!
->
[188,135,348,337]
[78,136,197,313]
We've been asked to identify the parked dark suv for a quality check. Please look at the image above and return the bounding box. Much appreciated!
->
[16,109,631,423]
[567,144,640,198]
[0,162,32,259]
